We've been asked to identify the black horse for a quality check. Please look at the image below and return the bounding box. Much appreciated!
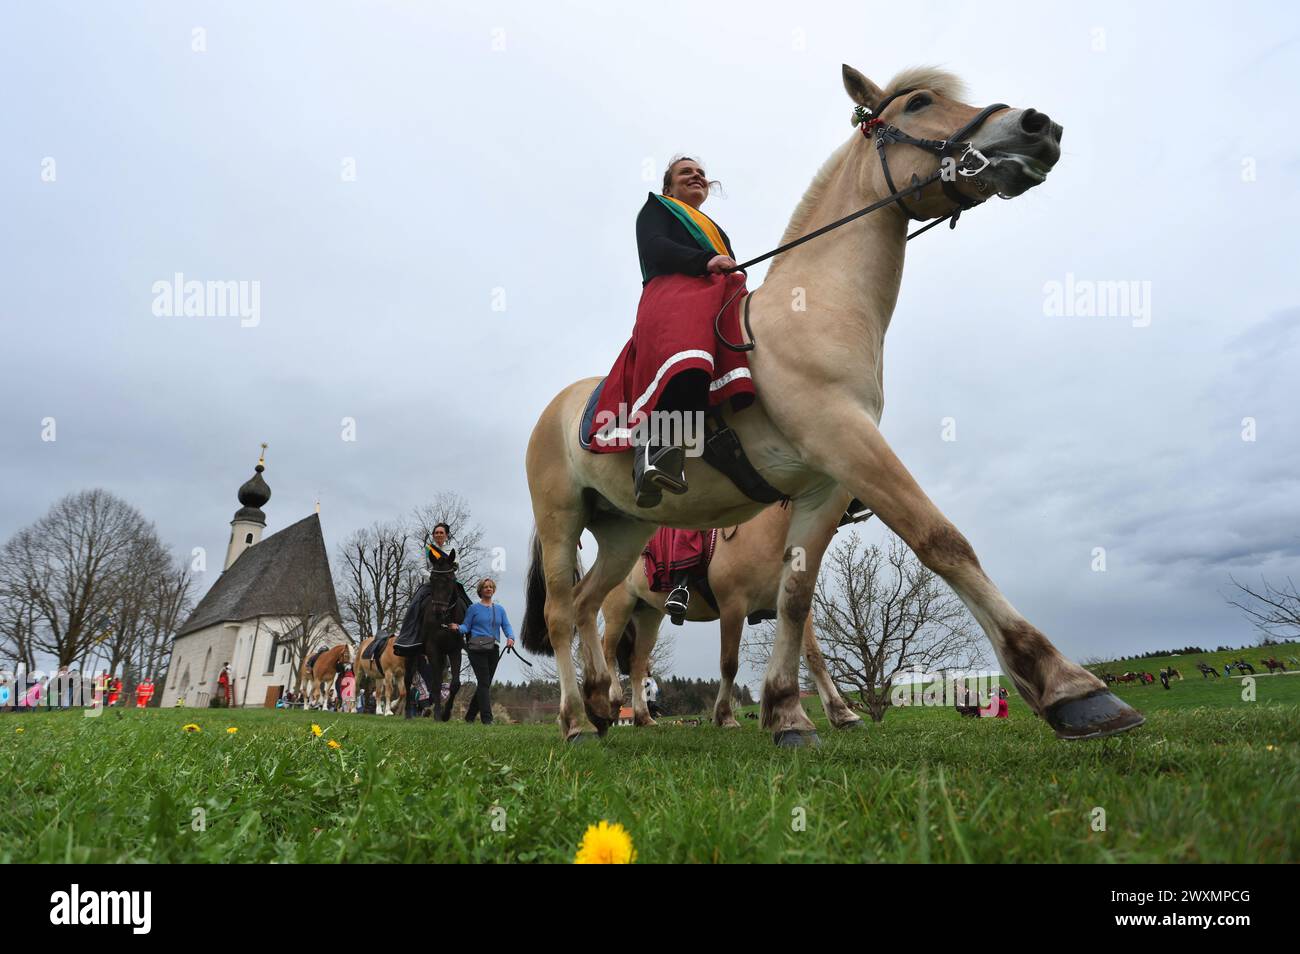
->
[394,543,470,720]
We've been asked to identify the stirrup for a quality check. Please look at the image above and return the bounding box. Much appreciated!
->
[648,445,688,495]
[632,444,663,508]
[665,585,689,625]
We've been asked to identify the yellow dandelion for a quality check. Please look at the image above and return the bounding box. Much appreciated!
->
[182,723,201,733]
[15,727,25,734]
[311,724,323,737]
[327,739,342,750]
[227,727,238,734]
[574,820,636,864]
[1266,744,1276,751]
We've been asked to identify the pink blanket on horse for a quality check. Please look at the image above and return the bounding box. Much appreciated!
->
[642,527,718,593]
[585,273,755,452]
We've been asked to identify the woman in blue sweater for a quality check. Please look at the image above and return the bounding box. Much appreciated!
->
[448,578,514,724]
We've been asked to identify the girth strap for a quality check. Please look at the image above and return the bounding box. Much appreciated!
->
[700,408,786,505]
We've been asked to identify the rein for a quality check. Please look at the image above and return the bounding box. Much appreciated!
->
[715,92,1009,353]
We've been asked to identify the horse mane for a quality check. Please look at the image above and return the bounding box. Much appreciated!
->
[772,66,969,261]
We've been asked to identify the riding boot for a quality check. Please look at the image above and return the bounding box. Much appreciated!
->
[665,571,691,626]
[632,439,687,508]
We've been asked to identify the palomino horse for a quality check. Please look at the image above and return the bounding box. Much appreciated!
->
[354,636,406,716]
[300,643,352,710]
[520,64,1144,746]
[601,503,864,730]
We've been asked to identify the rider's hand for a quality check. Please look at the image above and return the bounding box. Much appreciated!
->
[707,255,737,274]
[507,639,515,649]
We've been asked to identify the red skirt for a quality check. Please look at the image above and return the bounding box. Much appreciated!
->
[642,527,718,592]
[587,272,755,452]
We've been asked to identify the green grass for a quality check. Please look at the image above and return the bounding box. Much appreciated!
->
[3,671,1297,863]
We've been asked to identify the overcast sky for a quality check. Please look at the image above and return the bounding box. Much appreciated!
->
[3,1,1298,690]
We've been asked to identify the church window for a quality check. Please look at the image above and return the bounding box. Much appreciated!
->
[245,532,254,544]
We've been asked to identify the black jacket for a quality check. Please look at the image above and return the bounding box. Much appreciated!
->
[636,193,734,284]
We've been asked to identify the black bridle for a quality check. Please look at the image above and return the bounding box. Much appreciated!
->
[715,91,1010,352]
[860,88,1009,231]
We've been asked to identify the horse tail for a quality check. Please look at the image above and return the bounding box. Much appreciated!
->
[520,530,585,657]
[520,532,552,655]
[615,615,637,676]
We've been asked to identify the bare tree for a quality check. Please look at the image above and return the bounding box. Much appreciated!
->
[137,564,194,684]
[0,490,160,669]
[0,593,39,671]
[1226,575,1300,642]
[89,535,175,682]
[748,530,986,722]
[336,521,411,642]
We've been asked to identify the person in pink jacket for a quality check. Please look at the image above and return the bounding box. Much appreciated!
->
[339,669,356,713]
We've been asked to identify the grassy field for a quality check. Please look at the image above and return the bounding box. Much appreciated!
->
[3,666,1297,863]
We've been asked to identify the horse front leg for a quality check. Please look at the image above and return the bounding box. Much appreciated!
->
[713,603,744,728]
[441,649,461,721]
[761,492,843,746]
[804,408,1142,739]
[628,602,665,726]
[599,582,637,719]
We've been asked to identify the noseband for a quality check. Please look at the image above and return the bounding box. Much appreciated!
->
[856,87,1009,228]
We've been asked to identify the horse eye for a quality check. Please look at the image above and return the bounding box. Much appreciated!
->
[906,95,930,113]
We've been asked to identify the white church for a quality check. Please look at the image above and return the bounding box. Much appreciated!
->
[160,451,352,708]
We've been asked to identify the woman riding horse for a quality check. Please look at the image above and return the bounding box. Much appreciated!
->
[394,522,471,717]
[628,157,740,508]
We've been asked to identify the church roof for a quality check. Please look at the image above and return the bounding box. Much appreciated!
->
[177,514,340,637]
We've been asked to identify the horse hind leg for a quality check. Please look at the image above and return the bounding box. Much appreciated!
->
[802,612,863,729]
[575,518,657,736]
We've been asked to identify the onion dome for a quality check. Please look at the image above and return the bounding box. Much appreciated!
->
[233,447,270,525]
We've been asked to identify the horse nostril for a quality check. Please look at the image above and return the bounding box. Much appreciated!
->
[1020,108,1051,136]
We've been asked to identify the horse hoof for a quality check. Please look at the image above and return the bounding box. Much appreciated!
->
[1044,689,1145,740]
[836,719,866,731]
[566,732,597,746]
[773,729,821,748]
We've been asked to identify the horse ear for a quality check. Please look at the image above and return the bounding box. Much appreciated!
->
[842,64,885,111]
[448,548,456,564]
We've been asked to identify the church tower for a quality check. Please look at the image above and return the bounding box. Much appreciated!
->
[224,444,271,571]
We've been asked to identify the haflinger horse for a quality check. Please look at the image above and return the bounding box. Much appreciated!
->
[300,643,352,710]
[601,502,864,730]
[354,636,406,716]
[520,63,1145,746]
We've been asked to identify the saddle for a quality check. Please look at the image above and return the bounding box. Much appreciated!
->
[579,379,786,505]
[363,634,390,675]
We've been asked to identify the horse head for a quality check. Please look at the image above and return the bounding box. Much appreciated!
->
[842,64,1062,222]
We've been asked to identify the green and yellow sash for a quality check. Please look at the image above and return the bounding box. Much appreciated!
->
[653,193,729,257]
